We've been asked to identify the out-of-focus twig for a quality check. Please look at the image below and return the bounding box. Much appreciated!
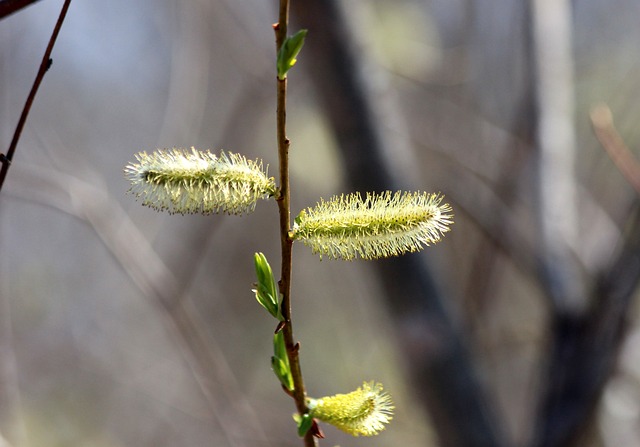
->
[0,431,14,447]
[5,164,271,447]
[0,283,24,446]
[590,104,640,196]
[0,0,71,192]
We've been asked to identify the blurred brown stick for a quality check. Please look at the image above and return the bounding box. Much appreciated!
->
[590,104,640,196]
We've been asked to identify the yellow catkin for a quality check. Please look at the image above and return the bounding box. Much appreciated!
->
[308,381,394,436]
[124,148,276,215]
[291,191,453,260]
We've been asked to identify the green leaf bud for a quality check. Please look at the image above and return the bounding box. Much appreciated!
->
[295,413,313,437]
[252,252,283,321]
[277,29,308,80]
[272,332,294,391]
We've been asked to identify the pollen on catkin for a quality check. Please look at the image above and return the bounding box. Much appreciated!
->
[124,148,276,215]
[307,381,394,437]
[290,191,453,260]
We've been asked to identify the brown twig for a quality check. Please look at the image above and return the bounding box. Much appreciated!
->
[274,2,316,446]
[590,104,640,196]
[0,0,71,192]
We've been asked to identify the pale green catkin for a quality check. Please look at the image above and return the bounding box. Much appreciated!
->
[290,191,453,260]
[124,148,276,215]
[307,381,394,437]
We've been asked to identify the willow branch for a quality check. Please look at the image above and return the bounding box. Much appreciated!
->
[274,2,316,446]
[0,0,71,192]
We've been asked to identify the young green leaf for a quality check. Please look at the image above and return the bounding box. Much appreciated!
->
[272,356,294,391]
[277,29,308,80]
[272,332,294,391]
[273,331,289,362]
[252,252,283,320]
[295,413,313,437]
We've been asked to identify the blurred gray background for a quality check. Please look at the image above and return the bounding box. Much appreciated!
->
[1,1,640,446]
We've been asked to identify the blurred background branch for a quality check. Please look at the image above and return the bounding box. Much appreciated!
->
[6,163,271,446]
[591,105,640,196]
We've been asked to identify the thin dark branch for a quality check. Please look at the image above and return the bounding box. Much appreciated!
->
[0,0,71,192]
[0,0,41,19]
[274,2,316,446]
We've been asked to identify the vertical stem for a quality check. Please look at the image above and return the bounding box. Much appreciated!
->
[274,2,317,446]
[276,0,289,49]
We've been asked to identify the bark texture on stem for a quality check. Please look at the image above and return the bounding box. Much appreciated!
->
[274,3,316,446]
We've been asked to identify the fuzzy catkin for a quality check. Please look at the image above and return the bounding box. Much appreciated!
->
[124,148,276,215]
[308,381,394,437]
[291,191,453,260]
